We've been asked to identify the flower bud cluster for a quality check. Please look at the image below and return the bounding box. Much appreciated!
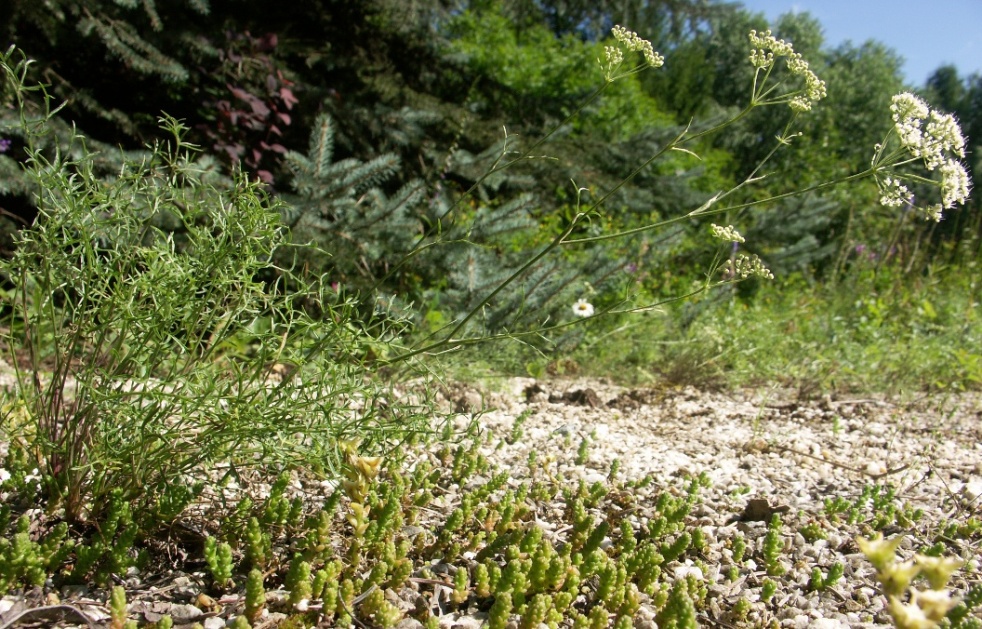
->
[748,29,794,64]
[723,253,774,280]
[603,45,624,67]
[786,54,826,111]
[878,92,971,220]
[879,177,913,208]
[611,25,665,68]
[748,30,826,112]
[710,223,745,243]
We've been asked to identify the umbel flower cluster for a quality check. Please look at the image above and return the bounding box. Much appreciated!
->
[710,223,745,244]
[724,253,774,281]
[748,29,827,112]
[611,25,664,68]
[875,92,971,221]
[601,25,664,81]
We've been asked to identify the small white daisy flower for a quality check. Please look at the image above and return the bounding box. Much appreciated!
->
[572,299,594,318]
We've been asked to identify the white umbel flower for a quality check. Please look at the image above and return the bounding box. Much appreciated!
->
[710,223,746,243]
[876,92,972,221]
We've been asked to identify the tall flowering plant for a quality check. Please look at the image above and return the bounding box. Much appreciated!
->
[398,23,971,347]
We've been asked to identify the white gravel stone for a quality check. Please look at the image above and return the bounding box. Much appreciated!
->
[202,617,224,629]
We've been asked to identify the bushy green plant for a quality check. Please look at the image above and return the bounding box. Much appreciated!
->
[0,47,429,525]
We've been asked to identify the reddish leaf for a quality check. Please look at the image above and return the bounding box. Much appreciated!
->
[257,170,274,183]
[276,112,291,126]
[258,33,277,51]
[269,143,287,154]
[229,85,252,102]
[279,87,298,109]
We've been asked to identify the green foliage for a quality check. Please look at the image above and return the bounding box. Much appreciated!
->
[488,590,513,629]
[656,577,698,629]
[244,569,266,624]
[575,260,982,392]
[243,517,271,570]
[809,561,843,591]
[730,534,747,563]
[762,514,787,576]
[947,584,982,629]
[660,532,691,564]
[204,537,235,590]
[447,6,674,137]
[446,7,596,124]
[0,48,430,526]
[282,113,427,293]
[71,489,142,585]
[799,521,826,543]
[761,578,777,601]
[285,554,313,606]
[0,516,73,594]
[575,436,590,465]
[110,585,129,629]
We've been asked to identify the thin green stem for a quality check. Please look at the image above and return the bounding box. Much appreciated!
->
[371,80,616,294]
[566,160,881,245]
[389,214,587,363]
[390,280,720,360]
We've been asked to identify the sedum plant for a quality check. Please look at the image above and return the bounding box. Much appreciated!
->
[0,515,73,594]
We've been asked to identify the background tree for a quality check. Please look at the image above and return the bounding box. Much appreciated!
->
[1,0,979,325]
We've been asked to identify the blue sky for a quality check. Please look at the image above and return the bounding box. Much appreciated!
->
[737,1,982,87]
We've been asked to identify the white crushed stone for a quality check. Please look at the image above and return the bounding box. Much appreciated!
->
[432,377,982,627]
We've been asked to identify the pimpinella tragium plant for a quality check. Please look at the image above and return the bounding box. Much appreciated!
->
[550,28,969,342]
[436,28,931,359]
[277,21,971,367]
[0,46,430,525]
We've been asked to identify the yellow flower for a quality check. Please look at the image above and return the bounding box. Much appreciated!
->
[857,533,905,572]
[914,554,963,590]
[887,595,936,629]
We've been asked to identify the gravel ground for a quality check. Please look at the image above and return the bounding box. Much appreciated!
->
[2,376,981,628]
[431,377,982,628]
